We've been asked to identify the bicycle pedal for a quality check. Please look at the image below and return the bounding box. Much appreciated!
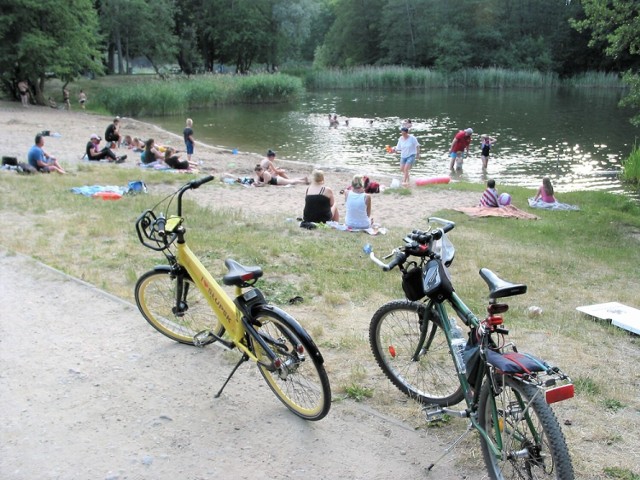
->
[423,405,445,422]
[193,330,214,347]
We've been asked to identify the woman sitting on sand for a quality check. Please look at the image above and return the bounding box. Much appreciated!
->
[303,170,339,223]
[253,164,308,187]
[344,175,373,229]
[141,138,166,166]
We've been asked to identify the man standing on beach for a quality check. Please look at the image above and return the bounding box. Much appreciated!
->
[78,90,87,109]
[183,118,195,163]
[449,128,473,170]
[18,80,29,107]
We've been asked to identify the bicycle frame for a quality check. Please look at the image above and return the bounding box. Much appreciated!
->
[430,294,551,463]
[173,237,271,365]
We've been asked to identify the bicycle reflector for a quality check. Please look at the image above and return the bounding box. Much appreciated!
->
[545,384,574,404]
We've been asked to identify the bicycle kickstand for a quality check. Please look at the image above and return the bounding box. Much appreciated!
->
[425,423,474,474]
[214,353,249,398]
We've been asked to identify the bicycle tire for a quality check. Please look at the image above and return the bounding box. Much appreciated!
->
[369,300,464,406]
[251,309,331,421]
[478,375,574,480]
[135,269,225,345]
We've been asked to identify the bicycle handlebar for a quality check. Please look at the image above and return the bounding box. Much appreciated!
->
[189,175,215,189]
[136,176,215,251]
[365,218,455,271]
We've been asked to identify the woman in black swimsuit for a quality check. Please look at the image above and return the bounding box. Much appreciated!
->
[303,170,339,222]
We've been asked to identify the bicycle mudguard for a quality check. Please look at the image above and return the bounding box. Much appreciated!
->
[254,305,325,364]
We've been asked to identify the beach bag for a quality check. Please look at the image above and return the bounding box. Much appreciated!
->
[127,180,147,194]
[364,176,380,193]
[402,263,425,301]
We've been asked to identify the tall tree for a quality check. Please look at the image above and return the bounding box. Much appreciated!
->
[208,0,271,74]
[571,0,640,124]
[315,0,385,67]
[0,0,103,104]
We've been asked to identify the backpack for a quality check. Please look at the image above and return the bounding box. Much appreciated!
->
[363,176,380,193]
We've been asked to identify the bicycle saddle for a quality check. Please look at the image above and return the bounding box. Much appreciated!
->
[479,268,527,299]
[222,259,264,287]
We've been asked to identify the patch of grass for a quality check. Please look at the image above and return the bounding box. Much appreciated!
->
[343,383,374,402]
[573,376,601,397]
[603,467,640,480]
[603,398,625,412]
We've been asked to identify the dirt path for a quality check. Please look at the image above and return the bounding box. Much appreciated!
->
[0,250,470,480]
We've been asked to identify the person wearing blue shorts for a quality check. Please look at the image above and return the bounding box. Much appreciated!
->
[392,127,420,186]
[183,118,195,162]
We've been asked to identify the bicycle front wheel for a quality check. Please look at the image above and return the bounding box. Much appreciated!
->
[369,300,463,406]
[135,269,225,345]
[251,310,331,421]
[478,376,574,480]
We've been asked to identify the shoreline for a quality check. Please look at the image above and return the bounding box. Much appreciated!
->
[0,101,481,228]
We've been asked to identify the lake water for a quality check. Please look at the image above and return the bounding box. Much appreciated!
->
[144,88,639,196]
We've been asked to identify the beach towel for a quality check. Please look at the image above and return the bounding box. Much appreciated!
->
[71,181,146,198]
[528,198,580,211]
[139,163,196,174]
[70,185,128,197]
[453,205,539,220]
[326,221,387,235]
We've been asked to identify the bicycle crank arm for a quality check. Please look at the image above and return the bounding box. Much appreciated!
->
[424,406,470,421]
[193,330,235,350]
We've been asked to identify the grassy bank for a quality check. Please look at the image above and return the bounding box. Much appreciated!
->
[623,143,640,185]
[2,167,639,477]
[46,74,305,117]
[302,66,624,90]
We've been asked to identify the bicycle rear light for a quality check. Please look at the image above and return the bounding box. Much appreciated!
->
[545,384,574,404]
[486,314,504,326]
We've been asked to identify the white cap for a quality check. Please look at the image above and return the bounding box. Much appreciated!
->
[464,128,473,135]
[90,133,100,140]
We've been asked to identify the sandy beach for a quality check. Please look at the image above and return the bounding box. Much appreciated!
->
[0,101,480,228]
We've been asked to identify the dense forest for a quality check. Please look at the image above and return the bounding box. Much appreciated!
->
[2,0,640,121]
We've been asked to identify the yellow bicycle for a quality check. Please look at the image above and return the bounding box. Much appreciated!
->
[134,176,331,421]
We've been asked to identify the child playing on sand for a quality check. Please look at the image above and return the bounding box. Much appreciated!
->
[183,118,195,163]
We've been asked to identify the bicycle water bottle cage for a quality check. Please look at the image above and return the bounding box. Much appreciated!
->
[479,268,527,299]
[223,258,264,288]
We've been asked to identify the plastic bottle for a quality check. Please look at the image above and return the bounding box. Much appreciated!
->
[450,318,467,374]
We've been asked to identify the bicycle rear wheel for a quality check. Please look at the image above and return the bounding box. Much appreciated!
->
[478,376,574,479]
[369,300,463,406]
[251,309,331,421]
[135,269,225,345]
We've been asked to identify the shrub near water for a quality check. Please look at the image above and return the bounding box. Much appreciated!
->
[94,74,304,117]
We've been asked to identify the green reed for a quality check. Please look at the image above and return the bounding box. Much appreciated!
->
[93,74,304,117]
[622,143,640,185]
[305,66,625,90]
